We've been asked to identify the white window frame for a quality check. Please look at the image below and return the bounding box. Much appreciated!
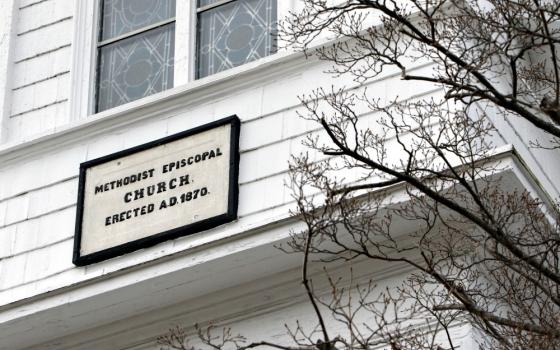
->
[70,0,293,120]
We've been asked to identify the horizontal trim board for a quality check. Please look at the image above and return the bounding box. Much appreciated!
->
[13,44,71,64]
[19,0,50,10]
[17,16,72,36]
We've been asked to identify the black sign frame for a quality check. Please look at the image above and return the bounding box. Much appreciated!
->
[73,115,240,266]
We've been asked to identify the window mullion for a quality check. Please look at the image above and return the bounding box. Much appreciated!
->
[174,0,196,85]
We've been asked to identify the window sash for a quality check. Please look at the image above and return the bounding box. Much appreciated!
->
[95,23,176,112]
[95,0,178,112]
[98,0,177,41]
[97,17,176,48]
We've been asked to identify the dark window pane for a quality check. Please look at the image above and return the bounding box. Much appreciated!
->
[97,24,175,112]
[101,0,176,41]
[197,0,276,78]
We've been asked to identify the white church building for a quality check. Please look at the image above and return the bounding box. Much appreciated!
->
[0,1,558,349]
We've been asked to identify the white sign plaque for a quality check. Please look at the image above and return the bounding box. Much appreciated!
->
[73,116,240,266]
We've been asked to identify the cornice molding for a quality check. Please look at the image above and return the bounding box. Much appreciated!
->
[0,50,311,165]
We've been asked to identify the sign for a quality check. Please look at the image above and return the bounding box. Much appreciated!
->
[73,116,240,266]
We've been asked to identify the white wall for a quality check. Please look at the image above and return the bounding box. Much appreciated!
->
[5,0,72,142]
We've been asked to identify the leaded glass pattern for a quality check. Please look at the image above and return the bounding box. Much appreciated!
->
[197,0,277,78]
[101,0,176,41]
[97,25,175,112]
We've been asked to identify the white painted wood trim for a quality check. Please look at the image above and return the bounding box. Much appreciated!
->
[174,0,196,85]
[0,0,18,143]
[69,0,98,121]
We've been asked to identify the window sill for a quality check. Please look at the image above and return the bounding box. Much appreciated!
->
[0,49,310,164]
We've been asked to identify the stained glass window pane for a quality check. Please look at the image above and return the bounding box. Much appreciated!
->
[197,0,276,78]
[101,0,176,41]
[97,24,175,112]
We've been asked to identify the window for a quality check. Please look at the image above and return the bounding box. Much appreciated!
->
[94,0,277,113]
